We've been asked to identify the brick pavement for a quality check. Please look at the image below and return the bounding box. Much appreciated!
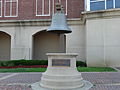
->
[0,85,31,90]
[0,72,119,90]
[82,72,120,90]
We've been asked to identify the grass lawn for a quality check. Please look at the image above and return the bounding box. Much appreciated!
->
[0,67,116,73]
[77,67,117,72]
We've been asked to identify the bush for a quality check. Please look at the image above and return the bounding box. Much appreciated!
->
[0,60,86,67]
[0,61,14,67]
[76,61,87,67]
[9,60,48,66]
[0,60,48,67]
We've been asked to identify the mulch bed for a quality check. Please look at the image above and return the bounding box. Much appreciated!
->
[0,65,48,69]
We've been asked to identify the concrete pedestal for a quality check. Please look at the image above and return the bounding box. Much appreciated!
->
[31,80,93,90]
[31,53,93,90]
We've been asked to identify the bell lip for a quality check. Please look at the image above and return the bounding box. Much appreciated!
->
[47,30,72,34]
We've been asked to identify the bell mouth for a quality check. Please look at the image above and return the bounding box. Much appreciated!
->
[47,30,72,34]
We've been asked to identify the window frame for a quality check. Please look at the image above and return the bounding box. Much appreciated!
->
[86,0,116,11]
[36,0,51,16]
[0,0,2,17]
[4,0,18,17]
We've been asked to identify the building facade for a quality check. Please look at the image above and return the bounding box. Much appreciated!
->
[1,0,120,67]
[0,0,85,61]
[84,0,120,67]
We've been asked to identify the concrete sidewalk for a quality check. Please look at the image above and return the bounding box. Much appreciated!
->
[0,72,119,90]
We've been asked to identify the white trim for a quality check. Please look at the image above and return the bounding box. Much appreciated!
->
[36,14,50,16]
[105,0,107,9]
[66,0,67,15]
[36,0,51,16]
[16,0,18,16]
[4,0,18,17]
[4,15,18,17]
[87,0,90,11]
[113,0,115,8]
[90,0,105,2]
[36,0,37,15]
[105,0,106,9]
[0,0,2,17]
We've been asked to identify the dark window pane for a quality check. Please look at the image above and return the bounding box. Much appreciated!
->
[5,2,10,16]
[90,1,105,11]
[115,0,120,8]
[106,0,113,9]
[12,2,17,16]
[37,0,42,15]
[44,0,49,15]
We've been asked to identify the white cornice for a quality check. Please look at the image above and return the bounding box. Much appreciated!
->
[0,18,84,27]
[82,8,120,20]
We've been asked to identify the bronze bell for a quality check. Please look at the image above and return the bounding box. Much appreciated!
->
[47,3,72,34]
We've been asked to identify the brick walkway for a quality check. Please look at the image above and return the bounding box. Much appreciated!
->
[0,85,31,90]
[83,72,120,90]
[0,72,119,90]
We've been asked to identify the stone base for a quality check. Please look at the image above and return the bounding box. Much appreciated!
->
[32,53,93,90]
[31,80,93,90]
[40,53,85,89]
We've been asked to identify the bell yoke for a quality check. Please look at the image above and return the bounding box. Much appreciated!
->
[47,3,72,34]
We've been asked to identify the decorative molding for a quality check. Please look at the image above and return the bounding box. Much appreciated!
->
[82,8,120,19]
[0,18,84,27]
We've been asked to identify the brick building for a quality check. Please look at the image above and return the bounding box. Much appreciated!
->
[1,0,120,67]
[0,0,84,61]
[0,0,83,20]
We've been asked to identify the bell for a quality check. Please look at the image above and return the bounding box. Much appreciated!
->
[47,3,72,34]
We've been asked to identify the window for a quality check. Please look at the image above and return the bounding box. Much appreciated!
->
[0,0,2,17]
[4,0,18,17]
[36,0,68,16]
[106,0,114,9]
[36,0,50,16]
[86,0,120,11]
[90,0,105,11]
[115,0,120,8]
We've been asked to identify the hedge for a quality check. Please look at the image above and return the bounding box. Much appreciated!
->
[0,60,86,67]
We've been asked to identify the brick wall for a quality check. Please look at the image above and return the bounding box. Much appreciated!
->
[0,0,84,20]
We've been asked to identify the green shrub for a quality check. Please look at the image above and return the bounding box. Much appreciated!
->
[0,60,48,67]
[0,61,14,67]
[76,61,87,67]
[0,60,86,67]
[7,60,48,66]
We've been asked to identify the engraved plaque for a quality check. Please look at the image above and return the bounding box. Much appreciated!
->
[52,59,70,67]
